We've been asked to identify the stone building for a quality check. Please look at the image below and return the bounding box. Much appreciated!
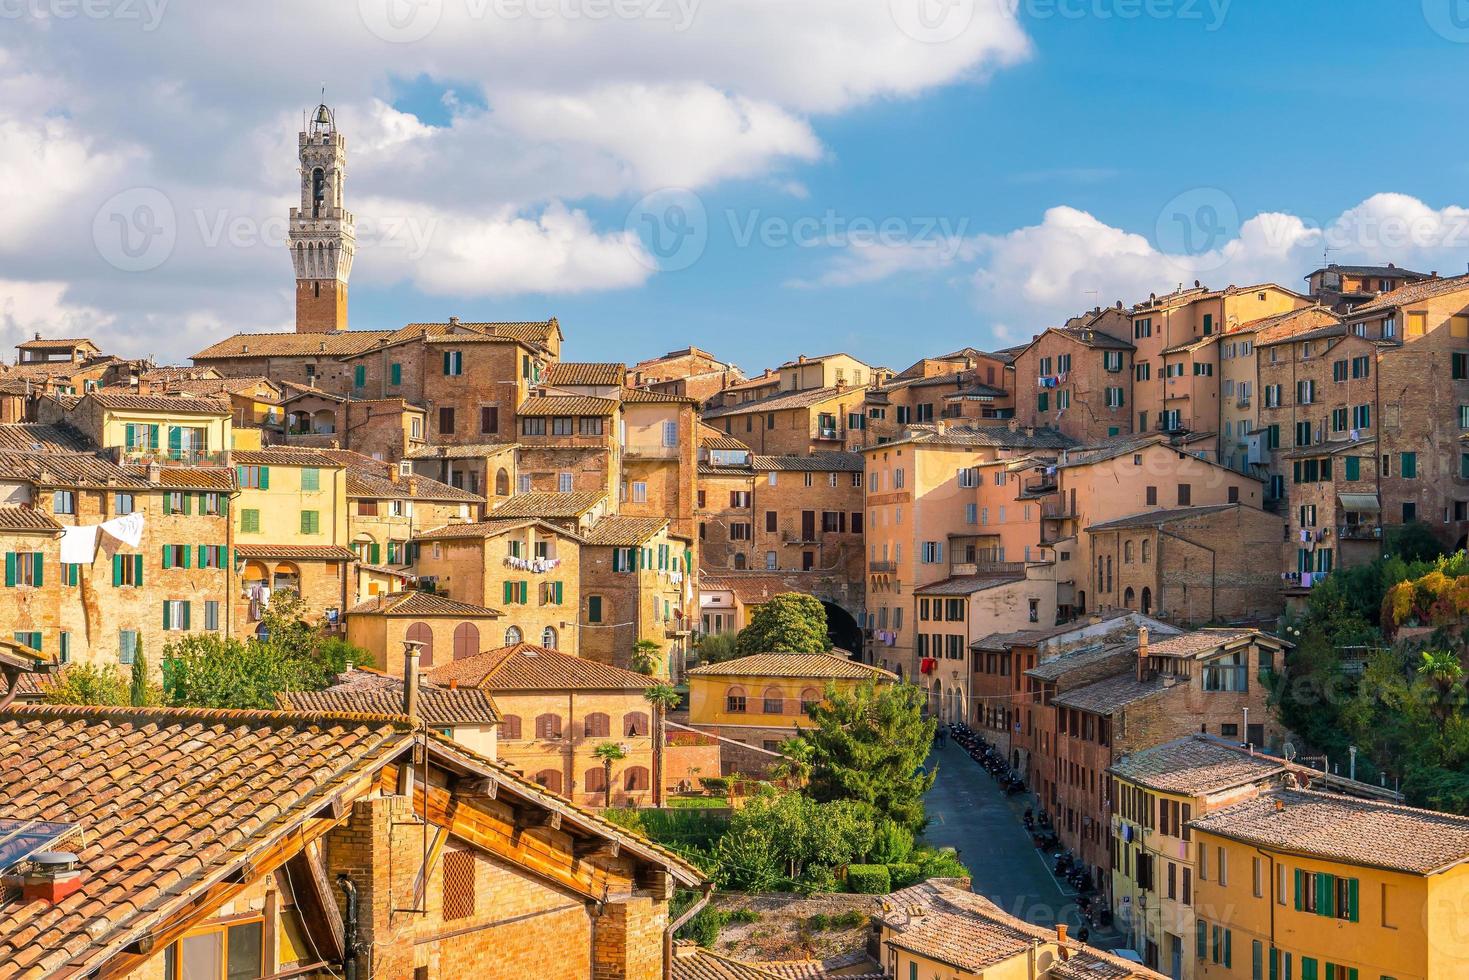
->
[629,346,744,404]
[701,385,866,456]
[578,515,693,678]
[1304,261,1431,313]
[343,589,504,676]
[289,103,355,332]
[1011,308,1135,444]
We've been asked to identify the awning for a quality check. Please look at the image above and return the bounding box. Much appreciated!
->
[1338,493,1380,514]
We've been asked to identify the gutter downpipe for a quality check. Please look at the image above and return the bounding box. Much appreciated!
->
[337,874,361,980]
[663,883,715,980]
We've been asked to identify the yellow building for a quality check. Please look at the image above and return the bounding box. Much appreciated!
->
[685,652,895,751]
[344,589,503,674]
[876,879,1164,979]
[1190,789,1469,980]
[231,447,355,634]
[40,390,234,463]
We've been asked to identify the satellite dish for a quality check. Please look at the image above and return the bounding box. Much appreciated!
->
[1283,741,1297,763]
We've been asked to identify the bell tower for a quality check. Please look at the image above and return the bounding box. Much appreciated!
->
[288,103,355,333]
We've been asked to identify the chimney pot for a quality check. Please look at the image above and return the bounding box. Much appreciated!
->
[403,644,422,722]
[1056,923,1068,944]
[449,316,460,326]
[1136,626,1150,682]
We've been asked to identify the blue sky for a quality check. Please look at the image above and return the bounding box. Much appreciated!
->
[6,1,1469,370]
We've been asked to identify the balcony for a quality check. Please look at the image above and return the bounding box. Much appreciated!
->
[1041,500,1074,520]
[1236,396,1252,409]
[870,560,897,573]
[113,447,228,467]
[814,426,844,442]
[1337,524,1382,541]
[1020,475,1058,497]
[621,444,682,460]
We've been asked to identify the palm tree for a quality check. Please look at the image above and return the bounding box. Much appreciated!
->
[631,639,662,676]
[643,683,681,808]
[592,742,627,808]
[1417,650,1464,723]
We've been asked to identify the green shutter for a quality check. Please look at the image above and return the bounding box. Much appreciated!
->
[504,581,513,605]
[162,546,173,570]
[162,493,172,515]
[1346,877,1359,922]
[197,545,206,567]
[1325,966,1334,980]
[148,424,159,449]
[167,426,182,459]
[163,602,171,630]
[1294,869,1304,911]
[183,493,192,516]
[1196,921,1207,959]
[555,581,563,604]
[369,543,381,565]
[443,351,453,375]
[182,601,191,630]
[1224,929,1232,968]
[302,468,319,491]
[588,596,602,622]
[112,554,122,586]
[1301,958,1317,980]
[181,545,191,569]
[135,554,143,586]
[259,466,269,490]
[354,365,366,387]
[519,581,528,604]
[1317,872,1334,917]
[390,362,402,386]
[1345,456,1360,480]
[1269,948,1279,980]
[124,423,135,450]
[4,553,14,588]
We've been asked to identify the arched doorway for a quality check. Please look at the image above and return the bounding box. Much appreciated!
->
[820,601,863,655]
[495,468,510,497]
[453,622,479,660]
[1123,586,1135,609]
[1141,587,1152,615]
[406,622,434,667]
[930,678,942,718]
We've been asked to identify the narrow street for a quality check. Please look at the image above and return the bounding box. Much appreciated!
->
[922,738,1128,951]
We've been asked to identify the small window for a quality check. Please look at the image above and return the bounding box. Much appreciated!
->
[442,851,476,920]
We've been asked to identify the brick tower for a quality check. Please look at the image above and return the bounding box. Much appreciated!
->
[289,103,355,333]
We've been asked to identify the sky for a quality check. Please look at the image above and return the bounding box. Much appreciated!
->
[5,0,1469,373]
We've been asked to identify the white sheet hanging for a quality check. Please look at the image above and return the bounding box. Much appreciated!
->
[59,524,98,564]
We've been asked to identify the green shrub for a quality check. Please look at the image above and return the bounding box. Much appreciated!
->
[869,820,914,864]
[845,864,891,894]
[680,906,725,947]
[699,776,730,794]
[912,846,969,880]
[796,864,838,895]
[888,862,922,889]
[807,913,830,931]
[831,909,867,929]
[727,908,759,925]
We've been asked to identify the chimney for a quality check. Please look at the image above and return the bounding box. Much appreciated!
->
[1136,626,1150,682]
[449,316,460,326]
[402,644,422,722]
[1055,923,1068,944]
[1274,797,1285,812]
[146,462,161,484]
[21,852,84,905]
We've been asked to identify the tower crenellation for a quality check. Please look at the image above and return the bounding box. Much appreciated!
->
[288,103,355,333]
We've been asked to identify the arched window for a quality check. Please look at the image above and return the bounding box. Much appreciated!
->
[624,712,650,737]
[1123,540,1134,563]
[584,712,610,738]
[733,554,747,570]
[541,626,558,650]
[500,715,522,740]
[534,769,562,794]
[800,688,820,714]
[584,766,607,794]
[311,168,325,217]
[725,686,747,713]
[406,622,434,667]
[495,468,510,496]
[1141,539,1152,564]
[1123,586,1136,609]
[1141,587,1153,614]
[623,766,650,792]
[762,687,784,715]
[452,622,479,660]
[504,626,523,646]
[535,713,563,740]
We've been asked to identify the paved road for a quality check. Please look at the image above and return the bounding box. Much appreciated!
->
[922,738,1127,949]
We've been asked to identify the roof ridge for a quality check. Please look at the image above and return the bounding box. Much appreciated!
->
[4,702,413,728]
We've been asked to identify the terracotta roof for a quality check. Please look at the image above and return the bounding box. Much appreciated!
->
[414,517,581,542]
[144,466,235,491]
[1160,334,1221,356]
[345,469,483,504]
[620,387,697,404]
[581,516,672,547]
[405,319,559,348]
[0,451,152,489]
[687,653,893,681]
[491,490,604,520]
[1146,628,1285,658]
[141,366,221,382]
[751,453,863,472]
[744,952,883,980]
[1189,788,1469,875]
[701,433,751,452]
[156,376,282,397]
[404,442,517,460]
[914,574,1025,596]
[544,362,627,386]
[1024,642,1137,683]
[346,590,503,618]
[15,337,96,350]
[190,330,395,360]
[1346,272,1469,317]
[672,945,781,980]
[517,395,618,417]
[277,670,501,727]
[0,507,61,533]
[870,424,1077,452]
[1086,504,1240,531]
[698,574,811,605]
[233,543,357,561]
[0,423,94,453]
[1307,263,1428,280]
[1248,307,1343,346]
[85,391,231,414]
[0,705,411,977]
[1109,735,1286,795]
[231,447,346,467]
[427,644,658,692]
[1051,671,1165,714]
[702,386,849,419]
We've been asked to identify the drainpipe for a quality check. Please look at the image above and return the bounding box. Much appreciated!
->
[337,874,361,980]
[663,883,715,980]
[397,643,422,798]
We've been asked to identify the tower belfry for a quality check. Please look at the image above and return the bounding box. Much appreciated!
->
[288,103,355,333]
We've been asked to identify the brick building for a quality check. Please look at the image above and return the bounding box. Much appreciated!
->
[1304,261,1431,313]
[0,701,702,978]
[427,642,662,807]
[1012,308,1135,444]
[344,589,504,676]
[579,515,693,677]
[701,386,866,455]
[629,346,744,405]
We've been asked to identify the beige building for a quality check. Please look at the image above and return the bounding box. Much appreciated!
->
[344,589,504,673]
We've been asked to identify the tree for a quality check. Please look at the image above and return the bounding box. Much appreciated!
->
[43,663,128,706]
[1386,522,1446,564]
[694,632,740,665]
[736,594,831,655]
[593,742,627,808]
[644,683,682,807]
[632,639,662,676]
[769,736,814,788]
[801,681,936,831]
[128,639,159,707]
